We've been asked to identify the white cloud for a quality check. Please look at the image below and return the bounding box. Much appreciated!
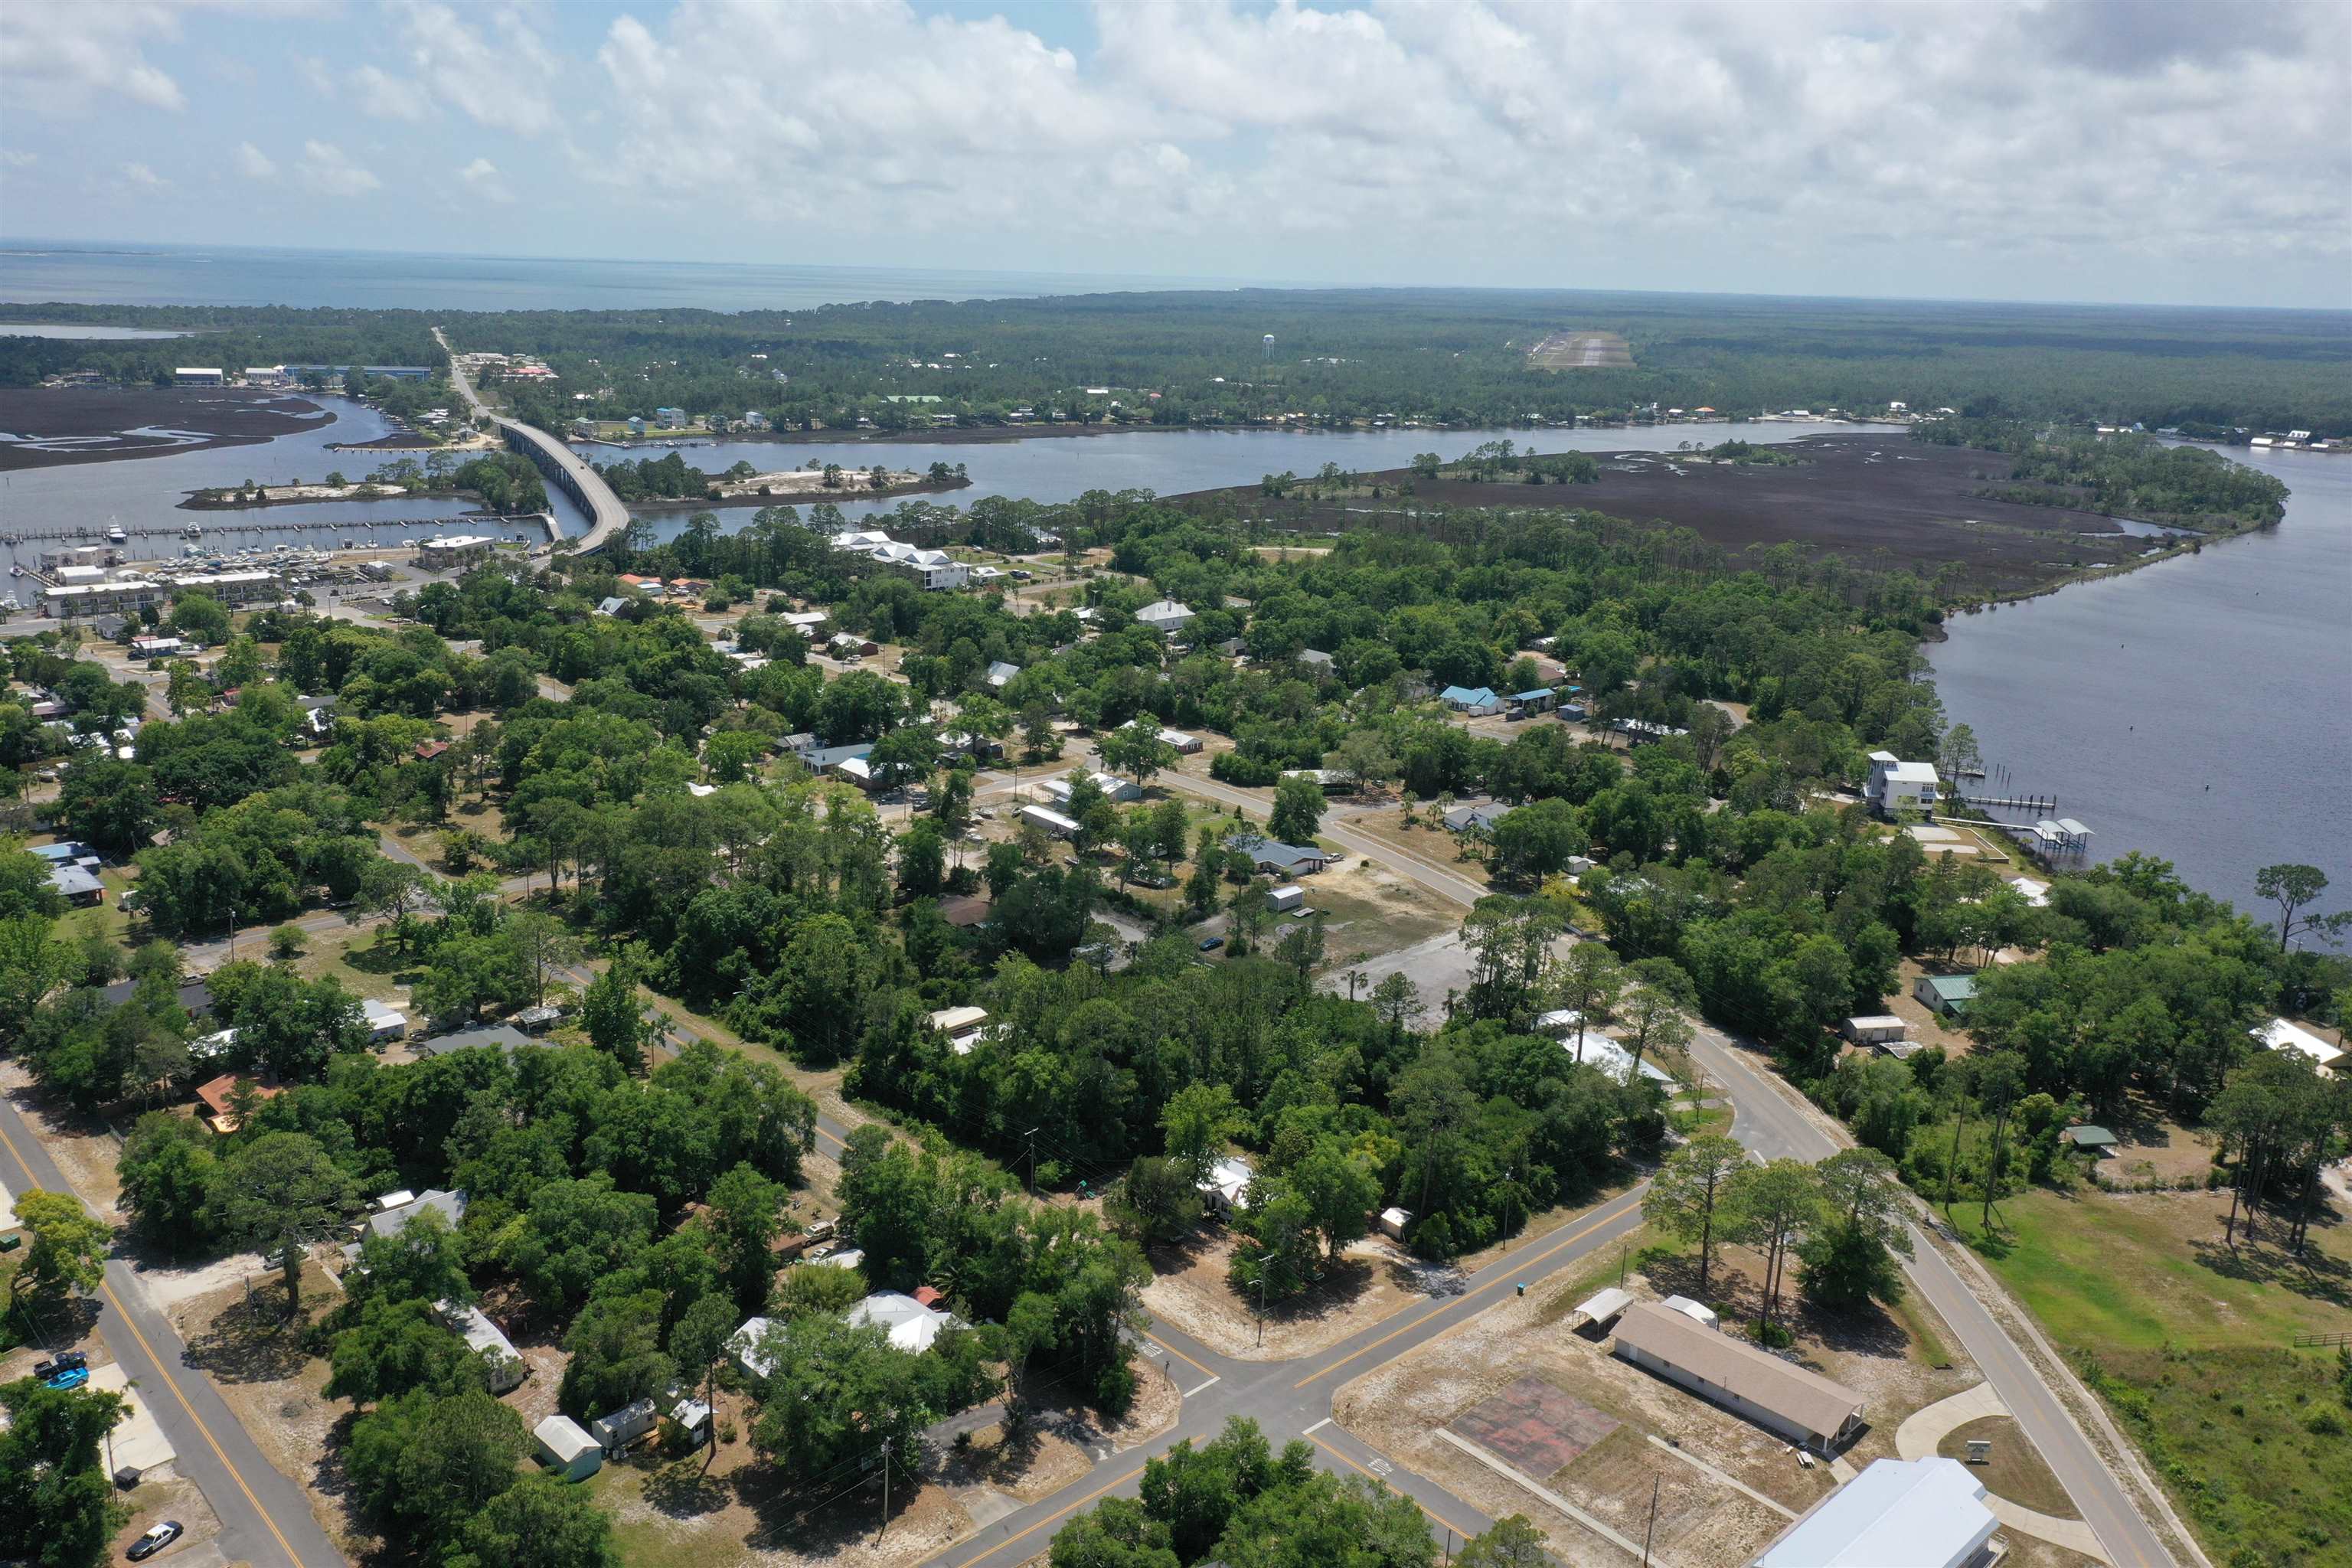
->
[351,64,428,122]
[1,151,37,170]
[235,142,278,180]
[2,1,194,113]
[397,2,559,136]
[296,140,381,198]
[568,0,2348,298]
[120,162,166,188]
[292,53,338,96]
[457,157,514,204]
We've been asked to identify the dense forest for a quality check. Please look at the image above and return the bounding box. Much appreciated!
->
[1916,419,2292,527]
[6,289,2346,435]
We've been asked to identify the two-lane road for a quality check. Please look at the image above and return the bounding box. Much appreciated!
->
[0,1094,346,1568]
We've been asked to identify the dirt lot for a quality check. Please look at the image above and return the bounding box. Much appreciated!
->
[0,387,336,471]
[1335,1242,1995,1566]
[1,1057,128,1213]
[1173,436,2174,597]
[167,1259,361,1551]
[1140,1226,1454,1361]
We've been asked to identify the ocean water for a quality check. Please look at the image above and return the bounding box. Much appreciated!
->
[0,242,1242,313]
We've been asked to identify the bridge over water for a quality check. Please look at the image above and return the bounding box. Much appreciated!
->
[436,325,630,556]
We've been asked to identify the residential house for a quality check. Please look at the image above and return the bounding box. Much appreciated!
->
[1612,1300,1866,1453]
[1747,1456,1998,1568]
[1042,769,1141,805]
[411,1024,543,1059]
[194,1073,283,1134]
[1507,688,1557,717]
[590,1400,660,1451]
[1443,802,1508,835]
[1227,834,1330,877]
[344,1187,466,1266]
[1135,599,1196,636]
[1867,752,1940,817]
[46,864,103,906]
[1439,684,1502,715]
[728,1317,780,1380]
[1913,974,1978,1020]
[361,998,409,1044]
[848,1291,962,1354]
[1197,1155,1253,1216]
[985,660,1021,690]
[2252,1017,2346,1076]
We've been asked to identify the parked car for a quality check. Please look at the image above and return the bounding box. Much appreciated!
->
[1197,936,1223,952]
[126,1522,182,1561]
[31,1351,89,1382]
[44,1364,90,1390]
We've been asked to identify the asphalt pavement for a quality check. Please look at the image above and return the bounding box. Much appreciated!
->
[0,1093,348,1568]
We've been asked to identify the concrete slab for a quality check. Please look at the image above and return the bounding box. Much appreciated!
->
[90,1361,178,1472]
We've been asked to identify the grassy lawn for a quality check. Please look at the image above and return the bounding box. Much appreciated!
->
[1948,1184,2352,1567]
[1945,1185,2349,1349]
[1936,1415,2078,1518]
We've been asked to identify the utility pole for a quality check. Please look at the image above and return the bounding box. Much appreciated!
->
[878,1445,890,1541]
[1501,1167,1514,1253]
[1642,1474,1661,1566]
[1256,1250,1276,1348]
[1024,1127,1038,1194]
[1619,1238,1629,1286]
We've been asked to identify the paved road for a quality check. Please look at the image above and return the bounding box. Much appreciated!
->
[1680,1025,2170,1568]
[0,1095,347,1568]
[961,755,2174,1566]
[926,1187,1651,1568]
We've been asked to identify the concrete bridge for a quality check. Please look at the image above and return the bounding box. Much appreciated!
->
[497,418,630,554]
[435,325,631,555]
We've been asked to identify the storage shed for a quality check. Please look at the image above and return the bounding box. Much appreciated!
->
[1378,1207,1412,1240]
[534,1416,603,1481]
[1842,1015,1908,1046]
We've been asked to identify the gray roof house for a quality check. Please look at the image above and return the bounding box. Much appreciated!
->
[1227,833,1331,877]
[1443,802,1508,834]
[1613,1301,1864,1452]
[412,1024,541,1059]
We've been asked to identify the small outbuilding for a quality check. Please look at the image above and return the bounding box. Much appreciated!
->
[1661,1294,1720,1330]
[533,1416,603,1481]
[1570,1287,1634,1330]
[1267,884,1305,914]
[2060,1125,2119,1158]
[1842,1015,1908,1047]
[1378,1206,1412,1241]
[1913,973,1978,1020]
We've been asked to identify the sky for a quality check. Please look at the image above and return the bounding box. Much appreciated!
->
[2,0,2347,309]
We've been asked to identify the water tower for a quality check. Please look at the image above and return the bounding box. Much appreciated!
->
[1263,333,1275,362]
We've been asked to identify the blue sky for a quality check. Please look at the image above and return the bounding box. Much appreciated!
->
[3,1,2347,307]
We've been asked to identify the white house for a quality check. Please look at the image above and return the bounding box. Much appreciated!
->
[1135,599,1195,636]
[986,660,1021,690]
[1867,751,1939,816]
[436,1299,525,1393]
[361,998,408,1044]
[1197,1155,1254,1216]
[848,1291,961,1354]
[1041,769,1141,805]
[2252,1017,2347,1076]
[728,1316,779,1380]
[590,1400,660,1451]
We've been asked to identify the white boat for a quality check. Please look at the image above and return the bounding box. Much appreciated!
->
[106,524,127,543]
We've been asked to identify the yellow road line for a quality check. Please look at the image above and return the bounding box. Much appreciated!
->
[1308,1432,1476,1540]
[0,1117,306,1568]
[1293,1192,1641,1390]
[1142,1329,1215,1383]
[930,1462,1146,1567]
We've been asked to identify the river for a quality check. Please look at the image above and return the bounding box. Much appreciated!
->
[0,398,591,572]
[1931,447,2351,920]
[620,419,1838,541]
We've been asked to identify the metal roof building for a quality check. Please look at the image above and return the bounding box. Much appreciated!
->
[1748,1456,1998,1568]
[1612,1300,1864,1453]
